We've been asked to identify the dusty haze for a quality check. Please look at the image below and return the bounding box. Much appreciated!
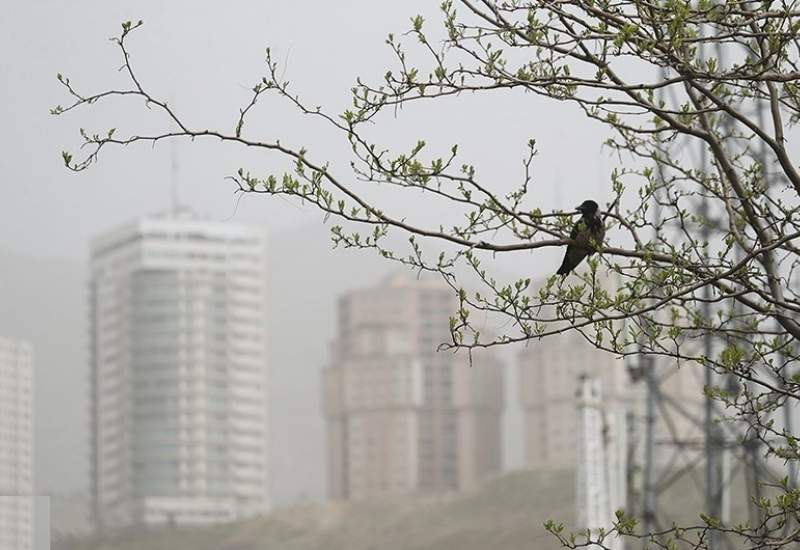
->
[0,0,610,508]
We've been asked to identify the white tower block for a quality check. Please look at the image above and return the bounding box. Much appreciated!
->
[576,375,626,550]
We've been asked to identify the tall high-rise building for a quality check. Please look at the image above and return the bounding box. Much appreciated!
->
[322,273,504,500]
[89,210,270,530]
[0,337,34,550]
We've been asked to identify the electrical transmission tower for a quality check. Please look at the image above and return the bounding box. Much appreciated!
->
[627,34,790,549]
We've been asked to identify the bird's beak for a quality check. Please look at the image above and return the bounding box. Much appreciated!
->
[574,205,583,212]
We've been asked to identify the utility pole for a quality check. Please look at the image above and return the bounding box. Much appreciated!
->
[641,353,657,547]
[698,121,728,550]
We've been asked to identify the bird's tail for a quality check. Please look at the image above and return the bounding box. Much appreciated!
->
[556,260,570,276]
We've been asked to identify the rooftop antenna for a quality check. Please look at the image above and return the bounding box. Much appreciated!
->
[169,93,181,217]
[170,138,180,216]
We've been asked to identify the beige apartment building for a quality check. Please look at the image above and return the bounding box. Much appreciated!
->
[322,273,504,500]
[518,274,705,470]
[519,328,634,468]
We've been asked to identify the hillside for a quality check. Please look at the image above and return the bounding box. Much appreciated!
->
[54,469,575,550]
[52,466,752,550]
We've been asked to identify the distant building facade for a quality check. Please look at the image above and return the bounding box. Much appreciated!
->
[518,328,634,468]
[323,274,504,500]
[0,337,34,550]
[518,275,704,470]
[89,211,270,530]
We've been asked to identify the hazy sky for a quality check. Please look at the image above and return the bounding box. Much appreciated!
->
[0,0,613,260]
[0,1,613,505]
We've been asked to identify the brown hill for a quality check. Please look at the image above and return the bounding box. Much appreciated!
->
[54,468,576,550]
[53,464,755,550]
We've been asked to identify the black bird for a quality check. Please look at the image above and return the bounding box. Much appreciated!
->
[556,199,605,276]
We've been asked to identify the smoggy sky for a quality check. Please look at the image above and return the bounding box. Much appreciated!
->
[0,1,614,504]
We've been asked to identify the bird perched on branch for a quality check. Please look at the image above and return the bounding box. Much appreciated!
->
[556,199,605,276]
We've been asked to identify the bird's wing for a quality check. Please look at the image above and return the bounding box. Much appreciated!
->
[557,220,588,275]
[569,220,584,240]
